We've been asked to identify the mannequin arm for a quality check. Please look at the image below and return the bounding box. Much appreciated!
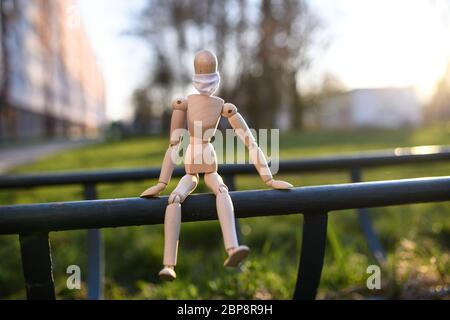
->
[223,103,293,189]
[140,98,187,198]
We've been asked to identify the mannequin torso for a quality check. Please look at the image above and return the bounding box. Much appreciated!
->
[185,94,224,174]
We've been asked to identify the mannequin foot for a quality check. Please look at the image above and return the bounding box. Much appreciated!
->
[159,266,176,281]
[224,245,250,267]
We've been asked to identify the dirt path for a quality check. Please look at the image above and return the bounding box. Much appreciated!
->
[0,140,96,173]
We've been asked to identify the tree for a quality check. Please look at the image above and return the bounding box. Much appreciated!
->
[132,87,153,135]
[131,0,322,130]
[301,72,347,130]
[426,63,450,123]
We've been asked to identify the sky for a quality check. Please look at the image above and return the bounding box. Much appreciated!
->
[78,0,149,121]
[78,0,450,121]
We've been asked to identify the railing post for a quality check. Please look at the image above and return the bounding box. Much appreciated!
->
[19,232,55,300]
[83,183,104,300]
[350,168,387,266]
[293,211,328,300]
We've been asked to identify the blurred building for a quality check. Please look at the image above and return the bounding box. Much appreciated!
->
[305,87,422,130]
[0,0,105,142]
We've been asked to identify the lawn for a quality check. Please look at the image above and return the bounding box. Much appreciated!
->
[0,125,449,299]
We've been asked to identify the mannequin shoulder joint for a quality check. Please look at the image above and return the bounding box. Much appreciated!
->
[222,103,238,118]
[172,98,187,111]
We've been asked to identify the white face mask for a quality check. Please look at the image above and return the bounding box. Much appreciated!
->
[192,72,220,95]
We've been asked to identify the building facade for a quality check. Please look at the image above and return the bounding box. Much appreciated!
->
[305,87,422,130]
[0,0,105,142]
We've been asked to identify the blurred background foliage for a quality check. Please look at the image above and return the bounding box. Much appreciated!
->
[1,0,450,300]
[130,0,324,133]
[1,125,449,299]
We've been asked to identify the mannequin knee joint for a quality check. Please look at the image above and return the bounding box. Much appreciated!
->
[218,185,229,194]
[168,192,182,204]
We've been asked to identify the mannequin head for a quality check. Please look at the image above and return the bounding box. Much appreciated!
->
[194,50,218,74]
[192,50,220,95]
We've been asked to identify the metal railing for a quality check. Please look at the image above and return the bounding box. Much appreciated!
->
[1,176,450,299]
[1,146,450,188]
[1,145,449,299]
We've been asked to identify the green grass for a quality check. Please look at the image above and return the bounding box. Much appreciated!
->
[0,125,449,299]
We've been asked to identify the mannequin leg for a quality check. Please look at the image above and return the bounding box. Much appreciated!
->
[159,174,199,281]
[204,172,250,267]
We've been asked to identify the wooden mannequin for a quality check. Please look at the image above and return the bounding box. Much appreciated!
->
[141,50,293,281]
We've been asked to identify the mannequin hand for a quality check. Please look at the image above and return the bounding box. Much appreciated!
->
[266,179,293,190]
[140,182,167,198]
